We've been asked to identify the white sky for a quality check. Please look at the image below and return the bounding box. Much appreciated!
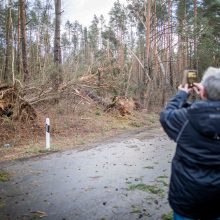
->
[62,0,128,27]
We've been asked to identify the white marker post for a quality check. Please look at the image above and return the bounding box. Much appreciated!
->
[46,118,50,150]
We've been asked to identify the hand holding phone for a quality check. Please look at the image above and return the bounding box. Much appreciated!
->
[182,70,198,88]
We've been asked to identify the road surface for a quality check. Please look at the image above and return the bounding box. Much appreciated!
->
[0,127,175,220]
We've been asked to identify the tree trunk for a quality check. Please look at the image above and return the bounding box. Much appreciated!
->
[145,0,151,73]
[177,0,187,83]
[83,27,89,62]
[17,2,22,77]
[153,1,159,83]
[194,0,198,70]
[20,0,29,82]
[54,0,63,90]
[118,30,124,72]
[140,0,152,107]
[168,0,174,90]
[4,0,14,85]
[54,0,62,64]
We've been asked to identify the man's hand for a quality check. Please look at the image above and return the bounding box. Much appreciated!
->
[192,83,203,95]
[192,83,206,99]
[178,84,193,94]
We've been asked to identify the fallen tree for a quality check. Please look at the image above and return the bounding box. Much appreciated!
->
[0,71,142,121]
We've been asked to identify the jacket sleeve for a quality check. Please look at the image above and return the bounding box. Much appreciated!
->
[160,90,189,141]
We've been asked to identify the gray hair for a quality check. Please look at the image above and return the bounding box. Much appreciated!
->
[201,67,220,100]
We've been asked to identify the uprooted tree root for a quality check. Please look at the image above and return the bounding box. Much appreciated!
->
[77,70,142,116]
[0,84,41,145]
[105,96,142,116]
[0,84,37,121]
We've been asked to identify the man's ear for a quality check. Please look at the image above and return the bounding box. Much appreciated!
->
[200,87,207,100]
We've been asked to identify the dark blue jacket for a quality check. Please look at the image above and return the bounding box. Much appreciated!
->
[160,91,220,219]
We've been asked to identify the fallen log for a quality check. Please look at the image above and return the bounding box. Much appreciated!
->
[76,86,141,116]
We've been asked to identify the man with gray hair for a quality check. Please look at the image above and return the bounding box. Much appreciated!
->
[198,67,220,101]
[160,67,220,220]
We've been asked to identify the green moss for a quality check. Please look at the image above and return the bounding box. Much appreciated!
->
[156,175,169,187]
[157,175,168,179]
[128,183,164,195]
[95,111,101,116]
[130,205,141,214]
[143,166,154,169]
[0,170,10,182]
[157,179,169,187]
[126,181,132,184]
[0,199,5,208]
[38,149,51,153]
[161,211,173,220]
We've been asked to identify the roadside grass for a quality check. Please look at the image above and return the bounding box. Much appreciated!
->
[128,183,164,196]
[157,175,168,179]
[0,198,5,208]
[162,211,173,220]
[156,175,169,187]
[0,170,11,182]
[130,205,142,214]
[143,166,154,169]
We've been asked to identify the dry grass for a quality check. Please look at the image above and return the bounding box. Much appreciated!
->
[0,98,160,162]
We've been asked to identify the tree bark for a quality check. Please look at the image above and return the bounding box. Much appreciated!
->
[168,0,174,89]
[4,0,14,85]
[140,0,151,107]
[54,0,62,64]
[17,2,22,77]
[54,0,63,90]
[194,0,198,70]
[145,0,151,73]
[20,0,29,82]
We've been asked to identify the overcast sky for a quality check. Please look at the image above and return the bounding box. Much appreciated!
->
[62,0,128,27]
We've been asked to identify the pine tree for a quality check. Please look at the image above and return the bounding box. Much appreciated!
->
[4,0,14,84]
[54,0,62,89]
[197,0,220,71]
[20,0,29,82]
[88,15,99,60]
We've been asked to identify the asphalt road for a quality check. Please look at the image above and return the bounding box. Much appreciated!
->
[0,127,175,220]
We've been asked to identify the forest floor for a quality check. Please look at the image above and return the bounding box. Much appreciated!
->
[0,98,160,162]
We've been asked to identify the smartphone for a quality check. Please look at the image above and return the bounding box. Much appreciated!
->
[182,70,198,87]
